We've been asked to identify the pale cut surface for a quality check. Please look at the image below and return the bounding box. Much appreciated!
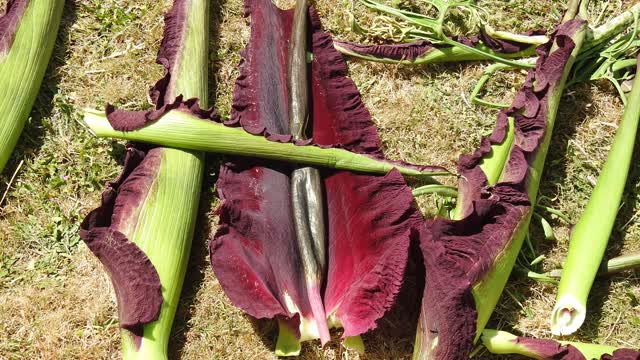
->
[0,0,638,359]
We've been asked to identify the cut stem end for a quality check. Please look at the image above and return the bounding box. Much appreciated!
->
[550,296,586,336]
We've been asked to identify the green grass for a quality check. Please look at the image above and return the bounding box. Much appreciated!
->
[0,0,638,359]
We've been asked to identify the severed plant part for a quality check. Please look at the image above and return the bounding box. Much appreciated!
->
[83,108,449,181]
[338,1,640,69]
[471,4,640,107]
[550,55,640,337]
[208,0,424,355]
[0,0,64,174]
[80,0,208,358]
[282,0,330,351]
[481,329,639,359]
[541,251,640,279]
[333,0,546,67]
[415,8,587,359]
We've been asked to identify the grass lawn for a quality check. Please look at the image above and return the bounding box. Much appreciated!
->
[0,0,638,358]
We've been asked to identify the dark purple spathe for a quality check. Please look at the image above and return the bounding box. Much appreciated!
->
[210,0,423,343]
[80,0,194,348]
[0,0,29,55]
[417,19,585,360]
[334,29,546,61]
[517,336,640,360]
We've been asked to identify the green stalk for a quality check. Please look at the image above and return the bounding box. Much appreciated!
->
[82,109,449,181]
[551,57,640,335]
[119,0,208,358]
[481,329,619,359]
[471,21,587,342]
[551,69,640,336]
[412,184,458,198]
[470,59,537,108]
[584,3,640,51]
[604,251,640,274]
[544,251,640,278]
[333,41,536,66]
[340,2,640,67]
[0,0,64,173]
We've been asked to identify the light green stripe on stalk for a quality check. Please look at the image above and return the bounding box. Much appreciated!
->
[120,0,208,358]
[551,57,640,337]
[0,0,64,173]
[451,116,515,221]
[481,329,619,359]
[471,23,587,343]
[83,109,449,182]
[479,117,516,186]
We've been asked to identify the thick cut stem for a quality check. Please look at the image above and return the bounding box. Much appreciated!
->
[119,0,208,358]
[551,56,640,336]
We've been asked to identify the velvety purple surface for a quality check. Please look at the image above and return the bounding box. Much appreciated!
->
[0,0,28,55]
[80,0,195,347]
[80,145,163,337]
[517,337,589,360]
[602,349,640,360]
[416,19,584,360]
[517,337,640,360]
[310,11,423,336]
[210,0,422,343]
[334,29,545,61]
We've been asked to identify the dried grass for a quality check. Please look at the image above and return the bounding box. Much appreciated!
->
[0,0,638,359]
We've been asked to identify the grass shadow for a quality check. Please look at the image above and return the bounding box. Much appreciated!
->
[0,1,78,194]
[168,1,227,357]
